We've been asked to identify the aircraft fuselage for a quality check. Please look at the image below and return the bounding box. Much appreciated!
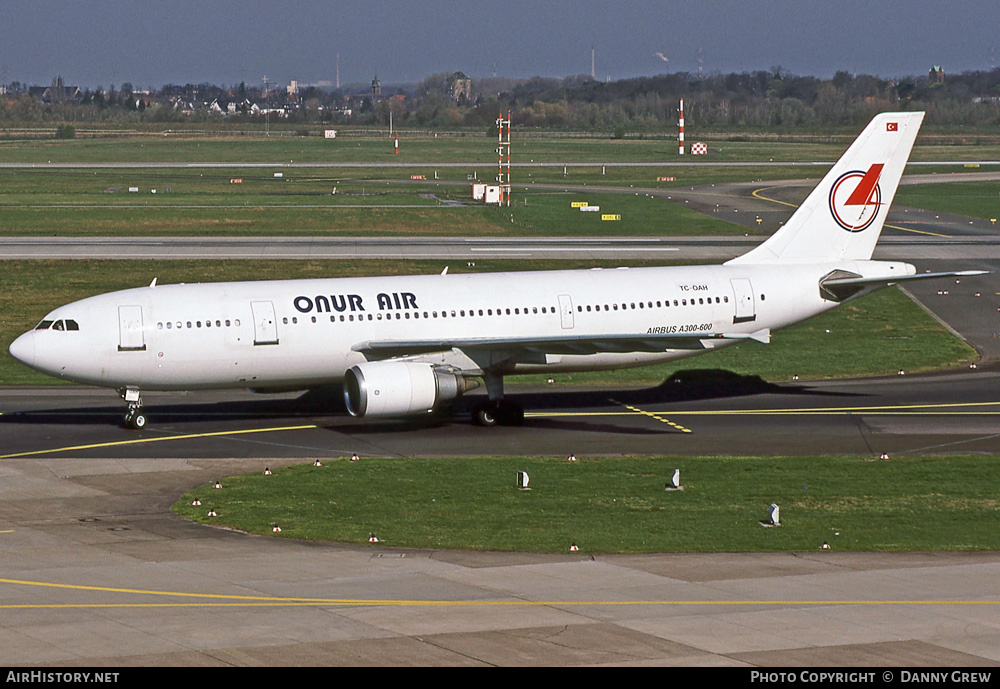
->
[11,260,910,392]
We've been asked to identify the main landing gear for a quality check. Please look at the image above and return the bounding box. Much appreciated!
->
[472,372,524,427]
[120,388,147,430]
[472,399,524,427]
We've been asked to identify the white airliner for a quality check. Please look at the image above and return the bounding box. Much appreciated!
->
[8,112,982,429]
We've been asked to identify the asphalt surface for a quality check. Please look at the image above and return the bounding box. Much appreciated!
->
[2,369,1000,460]
[1,170,999,666]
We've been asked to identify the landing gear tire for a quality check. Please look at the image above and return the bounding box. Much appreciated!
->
[120,388,145,431]
[124,410,147,430]
[473,400,523,427]
[473,402,499,427]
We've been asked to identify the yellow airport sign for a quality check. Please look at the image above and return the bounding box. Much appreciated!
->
[571,201,589,208]
[602,214,621,221]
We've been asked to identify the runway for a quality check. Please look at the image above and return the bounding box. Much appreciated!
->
[1,169,999,666]
[5,234,1000,262]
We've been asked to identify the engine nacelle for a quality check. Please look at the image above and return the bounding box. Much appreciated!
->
[344,361,473,418]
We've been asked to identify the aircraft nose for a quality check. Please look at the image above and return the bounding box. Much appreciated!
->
[9,331,35,368]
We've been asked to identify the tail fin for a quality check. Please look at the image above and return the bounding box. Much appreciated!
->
[727,112,924,265]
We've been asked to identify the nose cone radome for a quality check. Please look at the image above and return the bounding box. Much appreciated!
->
[9,331,35,369]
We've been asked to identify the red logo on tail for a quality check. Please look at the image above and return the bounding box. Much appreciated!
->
[829,164,884,233]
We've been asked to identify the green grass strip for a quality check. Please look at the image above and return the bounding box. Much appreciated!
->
[173,454,1000,553]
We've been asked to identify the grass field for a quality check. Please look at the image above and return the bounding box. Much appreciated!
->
[2,129,1000,164]
[0,167,750,237]
[172,454,1000,553]
[2,164,992,238]
[0,130,994,239]
[0,259,977,386]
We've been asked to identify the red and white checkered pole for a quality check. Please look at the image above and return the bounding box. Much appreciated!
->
[497,111,511,206]
[505,110,511,207]
[498,112,503,205]
[678,99,685,155]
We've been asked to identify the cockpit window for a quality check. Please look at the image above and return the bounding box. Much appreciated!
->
[34,319,79,331]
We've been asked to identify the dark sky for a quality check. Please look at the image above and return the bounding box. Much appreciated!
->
[3,1,998,89]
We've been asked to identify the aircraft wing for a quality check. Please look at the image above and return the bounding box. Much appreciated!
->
[353,329,771,360]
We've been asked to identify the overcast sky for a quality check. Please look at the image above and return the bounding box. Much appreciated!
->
[3,1,998,89]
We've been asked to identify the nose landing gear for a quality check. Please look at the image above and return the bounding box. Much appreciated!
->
[119,387,147,430]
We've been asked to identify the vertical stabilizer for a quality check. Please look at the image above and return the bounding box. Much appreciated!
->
[727,112,924,265]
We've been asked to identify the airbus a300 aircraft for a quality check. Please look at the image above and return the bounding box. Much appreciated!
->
[9,112,981,429]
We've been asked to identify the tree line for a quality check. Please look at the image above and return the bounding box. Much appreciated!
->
[2,68,999,132]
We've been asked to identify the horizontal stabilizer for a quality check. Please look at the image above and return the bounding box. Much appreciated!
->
[820,269,989,302]
[718,328,771,344]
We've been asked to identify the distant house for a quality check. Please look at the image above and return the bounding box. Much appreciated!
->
[928,65,945,85]
[170,97,197,114]
[448,72,472,103]
[43,77,82,103]
[209,97,256,116]
[28,77,82,103]
[256,104,290,119]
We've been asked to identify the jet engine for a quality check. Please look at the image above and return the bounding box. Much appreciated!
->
[344,361,475,418]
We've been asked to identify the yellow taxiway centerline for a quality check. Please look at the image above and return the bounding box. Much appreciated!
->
[528,400,1000,419]
[0,424,318,460]
[0,577,995,609]
[751,186,951,238]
